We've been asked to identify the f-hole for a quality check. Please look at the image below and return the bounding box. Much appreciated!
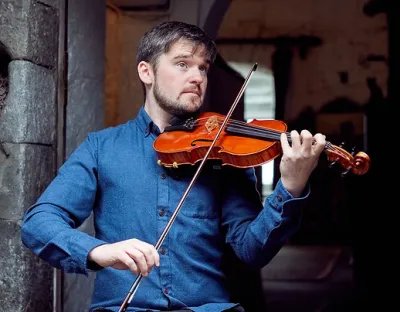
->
[191,139,213,146]
[0,42,11,113]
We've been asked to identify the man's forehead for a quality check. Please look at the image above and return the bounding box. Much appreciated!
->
[167,39,209,58]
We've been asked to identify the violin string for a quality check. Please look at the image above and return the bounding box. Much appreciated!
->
[195,117,350,160]
[227,121,349,159]
[196,117,283,140]
[221,118,347,155]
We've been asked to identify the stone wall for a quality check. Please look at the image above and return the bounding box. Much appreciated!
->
[0,1,59,311]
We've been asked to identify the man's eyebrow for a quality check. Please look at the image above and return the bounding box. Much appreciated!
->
[172,54,211,64]
[172,54,193,60]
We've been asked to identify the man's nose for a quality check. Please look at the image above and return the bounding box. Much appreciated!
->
[188,68,205,84]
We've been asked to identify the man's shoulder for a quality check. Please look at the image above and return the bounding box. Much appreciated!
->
[90,120,136,141]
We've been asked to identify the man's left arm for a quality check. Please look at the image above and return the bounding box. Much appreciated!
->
[221,167,309,268]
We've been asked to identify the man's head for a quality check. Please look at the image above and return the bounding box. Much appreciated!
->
[137,21,217,116]
[137,21,217,73]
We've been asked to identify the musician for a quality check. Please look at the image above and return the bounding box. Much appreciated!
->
[21,21,326,312]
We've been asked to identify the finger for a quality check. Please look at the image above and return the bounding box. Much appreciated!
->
[290,130,301,150]
[280,132,290,154]
[313,133,326,154]
[152,246,160,267]
[126,248,149,276]
[134,240,160,268]
[118,252,138,274]
[300,130,313,155]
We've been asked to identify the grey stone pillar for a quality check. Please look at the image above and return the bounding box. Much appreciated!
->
[0,1,59,311]
[61,0,106,311]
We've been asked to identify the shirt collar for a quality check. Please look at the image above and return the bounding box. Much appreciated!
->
[136,105,160,137]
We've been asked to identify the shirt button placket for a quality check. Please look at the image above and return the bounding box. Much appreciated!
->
[157,168,170,299]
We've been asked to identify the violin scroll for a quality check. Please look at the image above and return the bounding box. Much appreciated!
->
[324,143,370,176]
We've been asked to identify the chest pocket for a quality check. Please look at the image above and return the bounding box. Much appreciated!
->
[169,162,223,219]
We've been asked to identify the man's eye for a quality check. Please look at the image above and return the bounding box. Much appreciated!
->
[177,62,187,68]
[199,66,209,73]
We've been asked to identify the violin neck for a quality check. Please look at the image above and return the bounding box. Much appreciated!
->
[225,123,329,149]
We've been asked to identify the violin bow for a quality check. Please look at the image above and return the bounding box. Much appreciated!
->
[117,63,258,312]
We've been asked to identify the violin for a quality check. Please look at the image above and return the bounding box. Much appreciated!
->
[153,112,371,176]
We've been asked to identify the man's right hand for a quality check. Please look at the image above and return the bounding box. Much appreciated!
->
[88,238,160,276]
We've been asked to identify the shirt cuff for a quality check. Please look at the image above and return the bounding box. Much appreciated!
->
[68,232,108,274]
[267,178,310,218]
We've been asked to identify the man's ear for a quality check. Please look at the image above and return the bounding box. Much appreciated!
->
[137,61,153,85]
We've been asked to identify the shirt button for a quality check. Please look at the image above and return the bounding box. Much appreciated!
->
[160,248,166,255]
[159,209,165,217]
[164,288,169,294]
[160,173,166,179]
[277,194,282,202]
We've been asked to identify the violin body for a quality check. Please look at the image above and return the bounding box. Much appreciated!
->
[154,112,287,168]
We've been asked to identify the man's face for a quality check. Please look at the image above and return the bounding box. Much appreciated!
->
[151,40,210,116]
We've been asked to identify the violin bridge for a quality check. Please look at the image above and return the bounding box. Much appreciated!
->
[205,116,218,133]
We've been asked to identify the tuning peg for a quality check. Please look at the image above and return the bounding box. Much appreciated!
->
[341,167,352,177]
[329,158,339,168]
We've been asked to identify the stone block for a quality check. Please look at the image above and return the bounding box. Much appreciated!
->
[0,143,54,220]
[0,60,56,144]
[38,0,59,9]
[0,219,53,312]
[0,0,58,67]
[66,77,104,157]
[68,0,106,80]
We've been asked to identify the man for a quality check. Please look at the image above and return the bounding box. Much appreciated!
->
[21,21,326,312]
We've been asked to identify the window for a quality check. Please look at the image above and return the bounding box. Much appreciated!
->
[228,62,276,199]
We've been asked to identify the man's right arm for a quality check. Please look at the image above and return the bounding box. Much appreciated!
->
[21,133,160,276]
[21,134,107,275]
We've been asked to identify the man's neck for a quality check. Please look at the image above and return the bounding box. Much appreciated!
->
[143,100,172,133]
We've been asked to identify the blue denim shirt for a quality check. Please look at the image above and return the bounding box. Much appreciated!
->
[21,106,308,312]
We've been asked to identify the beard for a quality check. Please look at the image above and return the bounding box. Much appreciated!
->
[153,78,202,117]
